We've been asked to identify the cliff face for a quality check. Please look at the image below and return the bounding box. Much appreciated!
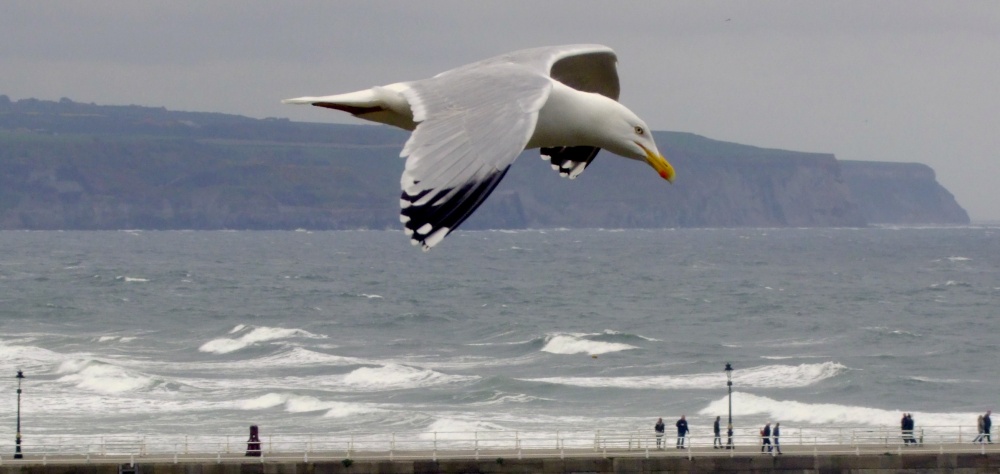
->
[839,161,969,224]
[0,97,970,230]
[464,132,866,229]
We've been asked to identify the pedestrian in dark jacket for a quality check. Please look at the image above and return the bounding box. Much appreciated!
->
[654,417,665,449]
[773,422,782,454]
[985,410,993,443]
[761,422,772,453]
[713,416,722,448]
[676,415,690,449]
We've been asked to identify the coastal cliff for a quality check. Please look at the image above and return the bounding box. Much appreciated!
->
[839,160,969,225]
[0,96,970,230]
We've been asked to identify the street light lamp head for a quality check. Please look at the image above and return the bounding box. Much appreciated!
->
[16,370,24,380]
[724,363,733,382]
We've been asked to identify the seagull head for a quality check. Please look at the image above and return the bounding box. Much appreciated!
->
[600,105,675,183]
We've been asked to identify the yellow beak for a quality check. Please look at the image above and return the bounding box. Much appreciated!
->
[640,144,675,183]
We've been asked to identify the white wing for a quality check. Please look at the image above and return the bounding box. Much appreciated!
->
[398,63,551,250]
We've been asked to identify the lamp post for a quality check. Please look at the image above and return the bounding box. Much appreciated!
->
[724,363,733,427]
[724,363,734,449]
[15,370,24,459]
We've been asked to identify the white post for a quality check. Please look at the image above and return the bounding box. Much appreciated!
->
[184,435,189,454]
[433,432,437,461]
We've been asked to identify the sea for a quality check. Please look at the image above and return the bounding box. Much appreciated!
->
[1,227,997,445]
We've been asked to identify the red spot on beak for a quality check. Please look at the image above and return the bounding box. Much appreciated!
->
[659,170,670,180]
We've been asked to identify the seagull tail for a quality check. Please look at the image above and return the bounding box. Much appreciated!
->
[282,85,415,130]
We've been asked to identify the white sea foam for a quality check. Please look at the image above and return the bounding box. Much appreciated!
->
[199,325,326,354]
[699,392,976,427]
[1,341,65,369]
[419,418,509,439]
[359,293,383,299]
[96,335,138,343]
[235,393,382,418]
[252,347,361,367]
[540,333,637,355]
[522,362,847,390]
[341,363,477,390]
[600,329,661,342]
[56,359,155,393]
[115,276,149,282]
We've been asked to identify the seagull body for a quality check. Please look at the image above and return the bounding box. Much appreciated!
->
[284,44,674,250]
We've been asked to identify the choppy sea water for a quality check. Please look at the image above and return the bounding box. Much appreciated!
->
[0,227,997,443]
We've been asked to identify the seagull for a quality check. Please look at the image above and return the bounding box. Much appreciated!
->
[283,44,675,250]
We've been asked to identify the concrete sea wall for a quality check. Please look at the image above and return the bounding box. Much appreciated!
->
[4,453,999,474]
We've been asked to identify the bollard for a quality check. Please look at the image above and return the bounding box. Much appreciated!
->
[174,453,178,464]
[304,452,308,463]
[130,454,134,467]
[217,452,221,464]
[645,447,649,459]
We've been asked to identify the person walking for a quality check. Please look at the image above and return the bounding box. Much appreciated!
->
[985,410,993,443]
[676,415,690,449]
[761,422,772,453]
[974,415,985,444]
[772,422,782,454]
[654,417,665,449]
[713,416,722,449]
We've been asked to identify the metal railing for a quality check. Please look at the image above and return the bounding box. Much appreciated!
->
[0,425,995,464]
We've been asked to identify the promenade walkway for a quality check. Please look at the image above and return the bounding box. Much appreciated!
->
[1,440,997,465]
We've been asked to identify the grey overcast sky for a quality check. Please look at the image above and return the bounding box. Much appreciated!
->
[4,1,999,220]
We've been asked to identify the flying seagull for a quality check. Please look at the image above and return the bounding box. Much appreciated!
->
[283,44,675,250]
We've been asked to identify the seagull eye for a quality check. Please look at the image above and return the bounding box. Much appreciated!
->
[634,126,644,135]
